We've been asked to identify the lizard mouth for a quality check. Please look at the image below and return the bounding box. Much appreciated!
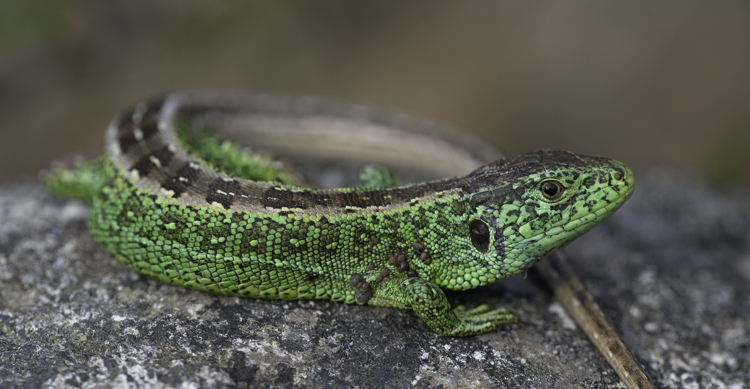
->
[560,181,634,235]
[554,163,635,237]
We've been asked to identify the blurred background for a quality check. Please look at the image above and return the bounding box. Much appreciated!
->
[1,1,749,185]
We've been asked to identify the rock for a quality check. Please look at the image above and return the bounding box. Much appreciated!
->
[1,168,748,388]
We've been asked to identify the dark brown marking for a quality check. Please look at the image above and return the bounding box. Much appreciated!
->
[118,122,139,154]
[261,186,402,211]
[129,146,174,177]
[139,119,159,140]
[161,162,199,197]
[206,178,242,209]
[260,187,311,210]
[134,99,164,141]
[151,146,175,167]
[117,98,165,153]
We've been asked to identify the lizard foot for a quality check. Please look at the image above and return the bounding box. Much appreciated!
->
[444,305,519,336]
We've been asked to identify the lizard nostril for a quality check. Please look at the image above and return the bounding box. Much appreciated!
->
[613,171,623,181]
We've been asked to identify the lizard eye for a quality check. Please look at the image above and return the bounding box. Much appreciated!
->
[469,219,490,253]
[540,180,563,201]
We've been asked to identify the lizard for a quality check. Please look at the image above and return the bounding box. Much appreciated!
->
[46,91,635,337]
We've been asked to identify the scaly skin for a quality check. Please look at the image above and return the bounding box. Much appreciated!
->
[46,92,635,336]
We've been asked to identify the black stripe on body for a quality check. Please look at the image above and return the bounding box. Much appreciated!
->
[258,179,464,212]
[117,98,165,153]
[118,121,139,154]
[130,146,175,177]
[161,162,200,197]
[206,178,242,209]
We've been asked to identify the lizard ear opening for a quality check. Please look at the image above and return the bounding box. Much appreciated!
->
[469,219,490,253]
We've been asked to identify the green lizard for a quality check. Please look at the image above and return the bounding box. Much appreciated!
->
[46,92,634,336]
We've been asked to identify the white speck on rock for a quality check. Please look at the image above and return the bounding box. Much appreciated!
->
[548,301,577,330]
[644,322,659,333]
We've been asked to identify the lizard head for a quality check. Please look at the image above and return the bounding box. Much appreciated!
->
[446,149,635,288]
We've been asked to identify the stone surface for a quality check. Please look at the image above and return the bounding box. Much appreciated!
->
[1,169,749,388]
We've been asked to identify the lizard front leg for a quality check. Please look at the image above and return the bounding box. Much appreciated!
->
[371,277,518,336]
